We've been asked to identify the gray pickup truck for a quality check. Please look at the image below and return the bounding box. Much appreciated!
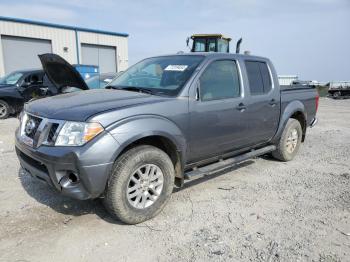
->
[15,53,318,224]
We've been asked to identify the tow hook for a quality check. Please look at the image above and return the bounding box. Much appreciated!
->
[59,172,79,188]
[310,117,318,128]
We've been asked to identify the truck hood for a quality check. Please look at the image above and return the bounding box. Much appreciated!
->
[25,89,169,121]
[0,85,20,96]
[0,84,16,89]
[0,85,17,93]
[38,53,89,91]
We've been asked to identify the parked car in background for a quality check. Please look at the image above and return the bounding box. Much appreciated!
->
[328,81,350,98]
[15,52,318,224]
[291,80,311,86]
[0,69,45,119]
[86,73,119,89]
[0,54,88,119]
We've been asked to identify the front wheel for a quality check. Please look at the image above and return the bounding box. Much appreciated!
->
[103,145,175,224]
[272,118,302,162]
[0,100,10,119]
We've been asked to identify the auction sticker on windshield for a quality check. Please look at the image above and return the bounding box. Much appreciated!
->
[164,65,188,71]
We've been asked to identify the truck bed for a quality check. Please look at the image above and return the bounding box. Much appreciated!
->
[281,85,318,127]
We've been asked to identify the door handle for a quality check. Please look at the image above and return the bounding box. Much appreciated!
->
[236,103,247,112]
[269,99,277,106]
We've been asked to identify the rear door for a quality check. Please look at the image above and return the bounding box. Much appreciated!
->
[242,60,280,145]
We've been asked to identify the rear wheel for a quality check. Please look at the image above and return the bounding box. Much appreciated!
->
[0,100,10,119]
[272,119,302,162]
[103,145,175,224]
[333,91,341,99]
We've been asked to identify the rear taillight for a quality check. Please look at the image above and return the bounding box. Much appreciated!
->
[315,94,319,112]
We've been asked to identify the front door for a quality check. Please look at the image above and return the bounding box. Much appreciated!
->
[188,59,247,163]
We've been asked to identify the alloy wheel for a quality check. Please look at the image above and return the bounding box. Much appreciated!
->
[126,164,164,209]
[0,103,7,118]
[286,128,298,154]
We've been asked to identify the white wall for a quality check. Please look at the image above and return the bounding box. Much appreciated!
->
[0,20,128,76]
[0,20,77,76]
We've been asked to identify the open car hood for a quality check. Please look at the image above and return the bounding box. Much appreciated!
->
[39,53,89,91]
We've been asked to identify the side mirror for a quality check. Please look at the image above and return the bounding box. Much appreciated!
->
[186,37,190,47]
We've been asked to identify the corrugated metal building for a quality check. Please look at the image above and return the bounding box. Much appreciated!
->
[0,16,128,77]
[278,75,298,86]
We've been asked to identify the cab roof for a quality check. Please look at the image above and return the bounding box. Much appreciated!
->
[153,52,269,62]
[191,34,231,41]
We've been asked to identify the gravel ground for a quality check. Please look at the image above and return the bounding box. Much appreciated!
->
[0,98,349,262]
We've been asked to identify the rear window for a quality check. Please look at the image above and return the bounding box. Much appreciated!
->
[245,61,272,95]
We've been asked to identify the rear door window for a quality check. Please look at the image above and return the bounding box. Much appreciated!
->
[259,63,272,93]
[245,61,272,95]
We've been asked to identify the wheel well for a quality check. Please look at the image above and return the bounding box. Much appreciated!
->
[0,98,9,106]
[290,111,306,142]
[119,136,184,187]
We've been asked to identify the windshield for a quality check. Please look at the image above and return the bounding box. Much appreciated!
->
[108,55,204,96]
[0,72,23,85]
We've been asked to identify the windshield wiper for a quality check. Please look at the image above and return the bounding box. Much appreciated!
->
[107,85,154,95]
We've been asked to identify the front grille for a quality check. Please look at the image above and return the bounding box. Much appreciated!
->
[21,113,64,147]
[25,115,42,139]
[47,123,59,143]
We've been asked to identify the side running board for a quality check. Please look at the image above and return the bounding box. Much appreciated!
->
[184,145,276,179]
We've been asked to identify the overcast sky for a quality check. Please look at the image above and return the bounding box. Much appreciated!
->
[0,0,349,81]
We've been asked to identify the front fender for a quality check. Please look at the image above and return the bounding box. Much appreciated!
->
[271,100,306,143]
[0,92,24,113]
[106,114,187,163]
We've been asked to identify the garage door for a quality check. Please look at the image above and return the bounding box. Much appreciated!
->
[81,44,117,73]
[1,35,52,74]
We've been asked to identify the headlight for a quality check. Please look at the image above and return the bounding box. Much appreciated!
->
[18,110,24,121]
[55,122,104,146]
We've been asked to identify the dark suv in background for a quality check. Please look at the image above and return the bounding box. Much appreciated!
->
[0,55,91,119]
[0,69,46,119]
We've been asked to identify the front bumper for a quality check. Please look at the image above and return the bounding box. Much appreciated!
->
[15,129,119,200]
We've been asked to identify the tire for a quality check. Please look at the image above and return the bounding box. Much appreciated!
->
[333,91,341,99]
[0,100,10,120]
[103,145,175,224]
[272,119,302,162]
